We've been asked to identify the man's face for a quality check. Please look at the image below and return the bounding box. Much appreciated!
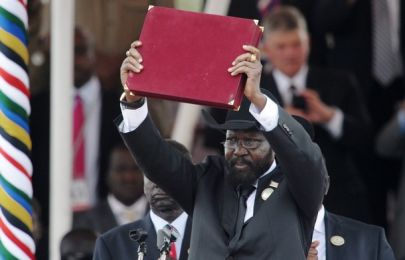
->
[224,130,274,187]
[144,177,182,221]
[263,29,309,77]
[107,147,144,206]
[74,30,94,88]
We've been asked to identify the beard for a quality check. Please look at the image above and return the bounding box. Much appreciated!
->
[227,156,272,188]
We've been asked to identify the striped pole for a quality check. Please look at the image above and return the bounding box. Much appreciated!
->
[0,0,35,259]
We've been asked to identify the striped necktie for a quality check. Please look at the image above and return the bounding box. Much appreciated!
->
[372,0,402,85]
[71,94,90,211]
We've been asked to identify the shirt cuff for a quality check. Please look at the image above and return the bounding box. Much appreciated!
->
[398,110,405,134]
[249,96,279,132]
[322,108,343,139]
[119,99,148,133]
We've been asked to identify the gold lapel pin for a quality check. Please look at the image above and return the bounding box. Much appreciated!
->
[269,181,279,188]
[330,235,345,246]
[261,188,274,201]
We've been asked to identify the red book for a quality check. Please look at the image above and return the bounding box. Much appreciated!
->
[126,6,263,110]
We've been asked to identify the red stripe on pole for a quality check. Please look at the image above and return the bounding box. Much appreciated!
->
[17,0,28,10]
[0,67,29,98]
[0,216,34,259]
[0,147,30,180]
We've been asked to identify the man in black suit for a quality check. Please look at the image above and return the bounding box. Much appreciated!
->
[116,36,327,258]
[260,6,372,222]
[308,175,395,260]
[309,206,395,260]
[93,140,192,260]
[310,0,405,227]
[73,142,147,234]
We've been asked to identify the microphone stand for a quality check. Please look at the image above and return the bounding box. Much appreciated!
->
[159,238,170,260]
[129,229,148,260]
[137,241,147,260]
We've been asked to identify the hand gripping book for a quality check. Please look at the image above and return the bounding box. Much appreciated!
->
[126,6,263,110]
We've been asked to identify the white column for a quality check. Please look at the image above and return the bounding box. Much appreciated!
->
[49,0,74,259]
[171,104,201,150]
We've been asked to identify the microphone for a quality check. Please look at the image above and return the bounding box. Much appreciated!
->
[157,225,179,260]
[157,229,170,260]
[129,229,148,260]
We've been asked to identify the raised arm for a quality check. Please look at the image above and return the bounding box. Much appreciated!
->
[229,46,327,219]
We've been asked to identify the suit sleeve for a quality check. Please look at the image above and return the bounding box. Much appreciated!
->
[116,115,203,215]
[265,108,328,219]
[93,236,114,260]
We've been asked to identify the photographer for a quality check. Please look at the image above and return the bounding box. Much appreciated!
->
[260,7,372,222]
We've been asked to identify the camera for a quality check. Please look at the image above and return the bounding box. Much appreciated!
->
[292,94,307,111]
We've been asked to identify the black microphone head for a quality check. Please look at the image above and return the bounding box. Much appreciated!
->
[129,229,148,242]
[169,227,180,242]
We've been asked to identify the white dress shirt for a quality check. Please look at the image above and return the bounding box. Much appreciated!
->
[272,66,344,139]
[244,160,277,222]
[107,194,148,225]
[312,205,326,260]
[150,211,188,257]
[74,75,102,207]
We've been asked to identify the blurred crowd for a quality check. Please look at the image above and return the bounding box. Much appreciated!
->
[27,0,405,259]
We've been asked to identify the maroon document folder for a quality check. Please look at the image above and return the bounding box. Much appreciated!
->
[126,6,263,110]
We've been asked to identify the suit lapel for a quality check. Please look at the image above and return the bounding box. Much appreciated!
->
[179,217,192,260]
[254,167,283,215]
[325,212,345,260]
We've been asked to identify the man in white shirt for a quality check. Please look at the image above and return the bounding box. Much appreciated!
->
[93,140,192,260]
[260,6,372,222]
[308,204,395,260]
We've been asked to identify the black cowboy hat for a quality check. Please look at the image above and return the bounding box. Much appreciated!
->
[202,88,315,140]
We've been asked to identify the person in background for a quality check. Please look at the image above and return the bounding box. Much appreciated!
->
[309,172,395,260]
[376,99,405,260]
[74,141,147,234]
[260,6,372,222]
[60,229,97,260]
[30,26,121,232]
[93,140,192,260]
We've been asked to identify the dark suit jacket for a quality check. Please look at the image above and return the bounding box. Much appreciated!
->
[93,214,191,260]
[117,100,327,259]
[261,68,372,221]
[325,211,395,260]
[73,199,118,234]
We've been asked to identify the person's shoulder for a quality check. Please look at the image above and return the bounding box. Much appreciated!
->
[328,212,384,235]
[100,218,146,242]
